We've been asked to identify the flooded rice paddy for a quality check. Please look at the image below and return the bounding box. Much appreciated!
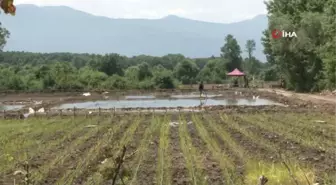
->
[0,105,24,111]
[53,98,281,109]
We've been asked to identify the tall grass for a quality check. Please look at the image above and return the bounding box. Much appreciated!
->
[245,160,316,185]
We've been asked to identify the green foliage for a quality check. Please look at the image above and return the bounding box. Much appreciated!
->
[153,70,176,89]
[0,17,267,91]
[102,75,128,90]
[78,67,108,89]
[0,22,9,51]
[94,54,124,76]
[197,58,227,83]
[245,40,256,60]
[263,0,335,92]
[261,66,279,81]
[137,62,152,81]
[220,34,243,72]
[174,59,200,85]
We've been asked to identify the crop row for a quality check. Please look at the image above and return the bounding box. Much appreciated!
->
[0,111,334,185]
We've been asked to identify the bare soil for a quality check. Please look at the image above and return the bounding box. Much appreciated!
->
[170,115,190,185]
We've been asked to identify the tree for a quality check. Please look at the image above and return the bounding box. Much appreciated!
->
[50,62,81,90]
[174,59,200,84]
[319,0,336,89]
[124,66,140,81]
[161,54,185,70]
[96,54,124,76]
[244,39,257,74]
[153,70,176,89]
[197,58,227,83]
[137,62,152,81]
[78,67,107,89]
[220,34,243,72]
[103,75,129,89]
[0,22,9,51]
[243,57,263,76]
[245,40,256,60]
[262,0,330,92]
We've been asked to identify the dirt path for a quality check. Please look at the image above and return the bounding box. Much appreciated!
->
[258,88,336,104]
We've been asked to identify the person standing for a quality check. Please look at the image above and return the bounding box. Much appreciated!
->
[199,81,204,97]
[244,75,249,88]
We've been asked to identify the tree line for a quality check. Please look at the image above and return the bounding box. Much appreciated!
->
[1,0,334,92]
[262,0,335,92]
[0,35,267,91]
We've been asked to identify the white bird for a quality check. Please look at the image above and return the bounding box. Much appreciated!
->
[235,91,238,95]
[34,101,43,105]
[28,107,35,114]
[83,92,91,97]
[37,108,45,113]
[253,96,259,100]
[23,107,36,118]
[89,111,93,115]
[239,92,242,95]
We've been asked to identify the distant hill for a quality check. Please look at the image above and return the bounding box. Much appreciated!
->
[0,4,268,61]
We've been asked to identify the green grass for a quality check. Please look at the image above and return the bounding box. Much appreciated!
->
[156,115,172,185]
[178,113,207,185]
[84,115,144,184]
[241,112,334,153]
[192,113,240,184]
[128,114,161,185]
[245,160,316,185]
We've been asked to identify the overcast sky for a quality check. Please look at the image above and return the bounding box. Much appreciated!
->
[16,0,267,23]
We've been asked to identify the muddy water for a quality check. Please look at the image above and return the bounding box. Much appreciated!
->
[52,98,281,109]
[125,95,155,99]
[170,94,223,98]
[0,105,24,111]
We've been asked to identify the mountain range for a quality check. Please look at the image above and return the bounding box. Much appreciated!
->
[0,4,268,61]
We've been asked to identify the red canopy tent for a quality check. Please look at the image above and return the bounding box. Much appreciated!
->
[227,68,245,76]
[227,68,246,87]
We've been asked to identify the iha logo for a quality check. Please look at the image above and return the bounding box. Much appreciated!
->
[271,29,297,39]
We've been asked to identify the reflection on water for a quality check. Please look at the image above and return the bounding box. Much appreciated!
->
[226,99,238,105]
[53,98,281,109]
[0,105,24,111]
[170,94,222,98]
[125,95,155,99]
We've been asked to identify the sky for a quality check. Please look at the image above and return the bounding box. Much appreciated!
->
[15,0,267,23]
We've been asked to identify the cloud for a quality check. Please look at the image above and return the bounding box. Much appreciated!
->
[15,0,266,23]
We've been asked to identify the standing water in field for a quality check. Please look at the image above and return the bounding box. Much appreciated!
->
[0,105,24,111]
[170,94,223,98]
[125,95,155,100]
[52,98,282,109]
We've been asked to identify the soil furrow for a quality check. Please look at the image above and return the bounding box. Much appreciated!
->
[185,114,226,185]
[234,114,336,176]
[211,112,277,161]
[36,117,113,184]
[134,116,161,185]
[170,114,190,185]
[71,116,133,184]
[2,118,92,184]
[96,114,152,185]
